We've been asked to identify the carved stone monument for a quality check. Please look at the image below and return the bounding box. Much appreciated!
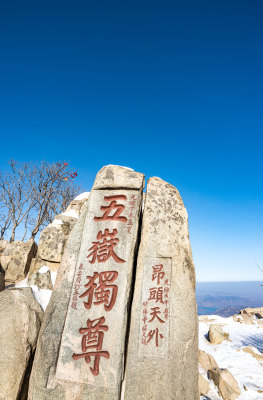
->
[122,177,199,400]
[29,166,144,399]
[29,168,198,400]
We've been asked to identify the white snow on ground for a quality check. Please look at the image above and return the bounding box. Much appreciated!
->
[74,192,90,201]
[199,315,263,400]
[14,267,58,311]
[61,209,78,219]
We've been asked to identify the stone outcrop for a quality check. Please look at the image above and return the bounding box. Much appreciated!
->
[37,215,77,263]
[0,167,199,400]
[1,239,37,283]
[198,349,218,370]
[0,288,43,400]
[0,239,8,262]
[64,192,89,218]
[122,177,199,400]
[28,266,53,290]
[29,215,78,279]
[29,165,145,400]
[198,373,210,396]
[241,346,263,361]
[233,313,255,324]
[208,323,228,344]
[240,307,263,319]
[208,367,241,400]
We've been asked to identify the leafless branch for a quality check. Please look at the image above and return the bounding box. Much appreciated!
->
[0,159,80,241]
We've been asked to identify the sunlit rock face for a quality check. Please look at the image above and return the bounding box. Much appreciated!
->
[1,239,37,283]
[0,288,43,400]
[123,177,198,400]
[28,165,145,400]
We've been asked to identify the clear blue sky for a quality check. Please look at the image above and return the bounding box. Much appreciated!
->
[1,0,263,281]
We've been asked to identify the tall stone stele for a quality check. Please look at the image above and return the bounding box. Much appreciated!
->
[29,165,144,400]
[122,177,199,400]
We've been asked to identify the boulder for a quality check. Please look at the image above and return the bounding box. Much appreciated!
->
[123,177,199,400]
[28,266,53,290]
[198,349,218,370]
[242,346,263,361]
[28,257,60,278]
[64,192,89,218]
[240,307,263,319]
[37,215,77,263]
[208,368,241,400]
[208,323,228,344]
[0,288,43,400]
[1,239,37,283]
[199,373,210,396]
[0,239,8,261]
[233,313,254,324]
[29,165,145,400]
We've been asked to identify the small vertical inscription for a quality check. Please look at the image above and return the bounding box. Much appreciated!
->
[127,194,136,234]
[139,257,171,358]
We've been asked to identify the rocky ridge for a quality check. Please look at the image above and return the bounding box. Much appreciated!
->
[0,166,262,400]
[199,312,263,399]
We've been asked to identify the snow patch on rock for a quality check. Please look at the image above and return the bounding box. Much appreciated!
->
[108,164,134,171]
[74,192,90,201]
[52,218,63,226]
[14,266,57,311]
[61,209,78,219]
[38,266,50,274]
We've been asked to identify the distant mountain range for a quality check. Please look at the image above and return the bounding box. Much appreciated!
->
[197,295,263,317]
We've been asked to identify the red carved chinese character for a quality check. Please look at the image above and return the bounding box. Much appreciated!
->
[146,328,164,347]
[79,271,118,311]
[152,264,165,285]
[149,307,165,323]
[164,286,169,298]
[93,271,118,310]
[72,317,109,376]
[141,337,147,345]
[87,229,125,264]
[79,272,98,309]
[148,287,164,304]
[94,195,127,222]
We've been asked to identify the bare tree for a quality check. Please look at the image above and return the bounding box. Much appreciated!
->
[29,161,79,239]
[0,160,80,242]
